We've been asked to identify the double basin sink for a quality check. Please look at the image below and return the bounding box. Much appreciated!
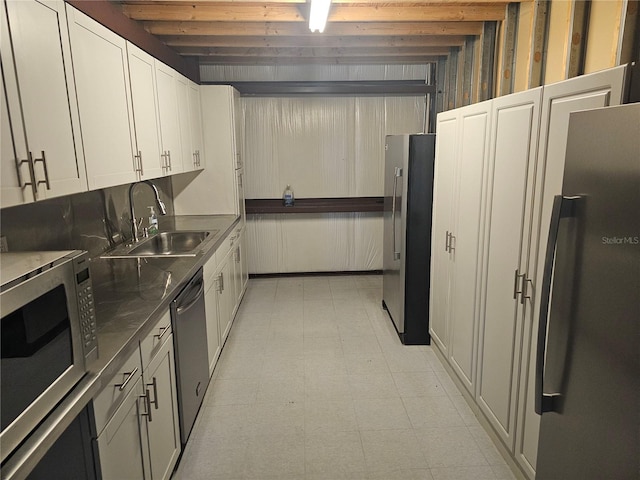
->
[101,230,219,259]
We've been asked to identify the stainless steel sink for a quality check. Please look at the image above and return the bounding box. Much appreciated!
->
[101,230,218,258]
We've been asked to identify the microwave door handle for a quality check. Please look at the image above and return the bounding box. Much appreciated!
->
[535,195,580,415]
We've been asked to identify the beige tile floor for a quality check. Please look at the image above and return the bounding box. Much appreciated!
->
[173,275,518,480]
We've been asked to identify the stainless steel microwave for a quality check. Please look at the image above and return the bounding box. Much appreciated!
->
[0,250,98,462]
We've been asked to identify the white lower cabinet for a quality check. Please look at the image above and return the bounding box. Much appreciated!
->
[142,333,180,480]
[204,253,222,377]
[203,228,247,377]
[94,310,180,480]
[94,350,148,480]
[95,376,148,480]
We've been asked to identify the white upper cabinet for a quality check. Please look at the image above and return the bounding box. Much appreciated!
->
[476,87,542,453]
[126,42,163,180]
[155,61,183,175]
[66,5,137,190]
[1,0,86,207]
[188,81,204,171]
[175,73,192,173]
[173,85,241,217]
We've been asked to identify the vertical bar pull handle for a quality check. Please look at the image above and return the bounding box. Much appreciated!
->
[147,377,159,409]
[513,269,525,300]
[140,390,153,422]
[445,231,450,252]
[535,195,580,415]
[521,276,532,305]
[33,151,51,190]
[391,167,402,260]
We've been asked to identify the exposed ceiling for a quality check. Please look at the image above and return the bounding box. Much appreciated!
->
[113,0,522,66]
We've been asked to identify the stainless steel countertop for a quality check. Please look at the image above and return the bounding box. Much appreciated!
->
[2,214,240,480]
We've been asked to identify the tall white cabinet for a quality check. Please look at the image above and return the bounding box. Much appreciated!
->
[476,87,542,454]
[515,66,628,478]
[1,0,86,207]
[430,66,629,480]
[430,100,492,395]
[172,86,243,217]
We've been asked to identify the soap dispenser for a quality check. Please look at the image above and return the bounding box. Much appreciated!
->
[148,206,159,234]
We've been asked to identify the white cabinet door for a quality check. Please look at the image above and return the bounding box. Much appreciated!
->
[218,250,235,344]
[1,63,35,206]
[176,73,192,173]
[429,111,458,356]
[188,81,204,171]
[96,377,147,480]
[232,87,243,170]
[143,334,181,480]
[172,86,238,216]
[236,168,246,223]
[155,62,182,176]
[1,0,86,205]
[240,228,249,294]
[516,65,627,479]
[66,5,137,190]
[127,43,163,180]
[204,255,222,377]
[448,101,492,395]
[476,88,542,452]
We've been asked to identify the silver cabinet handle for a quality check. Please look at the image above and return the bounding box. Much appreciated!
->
[513,269,525,300]
[140,389,153,422]
[218,272,224,293]
[521,276,532,305]
[391,166,402,261]
[448,233,456,252]
[33,151,50,190]
[134,150,143,176]
[445,230,450,252]
[147,377,159,410]
[154,325,170,340]
[115,367,139,391]
[15,154,37,198]
[167,150,172,171]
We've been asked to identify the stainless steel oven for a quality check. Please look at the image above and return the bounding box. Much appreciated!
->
[0,251,98,462]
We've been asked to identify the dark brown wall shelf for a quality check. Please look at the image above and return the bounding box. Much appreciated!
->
[246,197,384,214]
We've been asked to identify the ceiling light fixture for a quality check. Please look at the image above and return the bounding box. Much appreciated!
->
[309,0,332,33]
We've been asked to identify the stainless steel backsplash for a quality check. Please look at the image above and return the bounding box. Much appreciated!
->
[0,178,174,258]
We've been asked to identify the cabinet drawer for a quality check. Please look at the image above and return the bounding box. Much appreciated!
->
[93,348,142,436]
[140,310,172,371]
[215,230,237,265]
[203,250,218,286]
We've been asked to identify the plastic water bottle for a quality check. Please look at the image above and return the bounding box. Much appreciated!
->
[283,184,294,207]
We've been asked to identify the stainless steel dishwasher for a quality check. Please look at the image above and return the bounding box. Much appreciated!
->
[170,268,208,446]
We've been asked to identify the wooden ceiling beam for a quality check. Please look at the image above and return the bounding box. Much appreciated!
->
[124,3,505,22]
[198,54,444,64]
[160,34,467,47]
[175,46,451,56]
[145,20,484,36]
[119,0,525,4]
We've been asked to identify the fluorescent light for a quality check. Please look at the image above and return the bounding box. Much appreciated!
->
[309,0,331,33]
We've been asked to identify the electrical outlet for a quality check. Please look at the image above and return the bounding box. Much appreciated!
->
[0,236,8,252]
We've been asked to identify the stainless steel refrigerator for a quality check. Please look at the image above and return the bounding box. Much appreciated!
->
[382,134,435,345]
[535,103,640,479]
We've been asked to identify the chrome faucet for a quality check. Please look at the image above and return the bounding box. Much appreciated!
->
[128,180,167,242]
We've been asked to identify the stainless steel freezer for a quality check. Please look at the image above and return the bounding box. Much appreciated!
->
[382,134,435,345]
[534,103,640,479]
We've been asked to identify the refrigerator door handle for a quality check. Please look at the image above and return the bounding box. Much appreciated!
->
[392,167,402,260]
[535,194,580,415]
